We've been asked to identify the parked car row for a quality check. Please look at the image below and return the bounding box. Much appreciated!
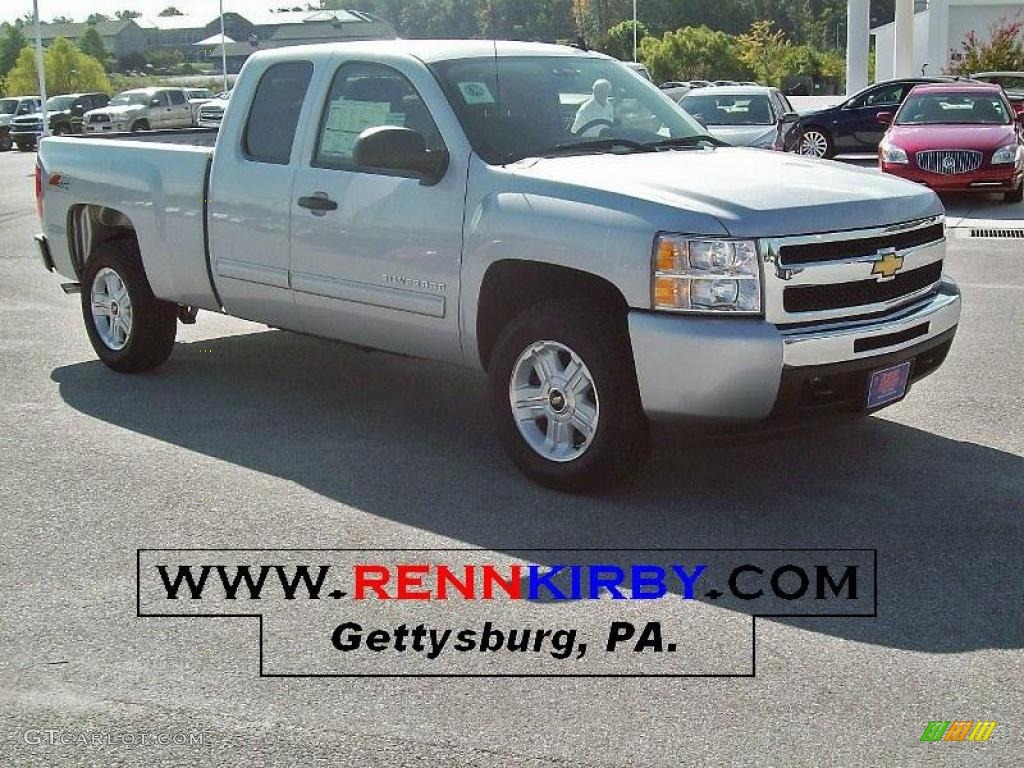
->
[0,87,231,151]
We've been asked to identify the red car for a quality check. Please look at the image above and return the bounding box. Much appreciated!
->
[876,82,1024,203]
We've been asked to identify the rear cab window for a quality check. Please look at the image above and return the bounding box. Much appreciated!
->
[243,60,314,164]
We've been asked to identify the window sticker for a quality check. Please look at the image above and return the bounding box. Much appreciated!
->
[320,99,394,156]
[457,81,495,105]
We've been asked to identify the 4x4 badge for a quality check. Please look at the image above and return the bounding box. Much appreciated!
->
[871,247,904,281]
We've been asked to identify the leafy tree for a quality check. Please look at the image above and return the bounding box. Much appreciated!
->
[79,26,108,67]
[3,38,111,96]
[86,13,111,24]
[51,16,74,24]
[639,25,748,83]
[158,6,184,16]
[736,20,791,86]
[948,15,1023,75]
[599,19,648,61]
[114,10,143,20]
[0,22,28,80]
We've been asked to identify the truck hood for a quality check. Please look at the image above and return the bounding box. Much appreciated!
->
[89,104,145,118]
[888,123,1017,153]
[508,147,942,238]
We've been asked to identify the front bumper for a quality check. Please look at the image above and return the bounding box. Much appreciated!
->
[629,278,960,422]
[881,162,1022,192]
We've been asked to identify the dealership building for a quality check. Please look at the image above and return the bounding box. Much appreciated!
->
[38,8,395,72]
[871,0,1024,79]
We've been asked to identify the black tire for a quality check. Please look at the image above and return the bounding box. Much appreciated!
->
[130,119,150,133]
[1004,181,1023,203]
[80,238,177,373]
[798,125,834,159]
[488,298,650,492]
[15,141,34,152]
[52,123,69,136]
[0,129,11,152]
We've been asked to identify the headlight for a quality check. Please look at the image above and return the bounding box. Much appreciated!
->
[992,143,1020,164]
[652,235,761,314]
[879,140,908,164]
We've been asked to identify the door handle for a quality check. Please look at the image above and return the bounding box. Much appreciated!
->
[297,192,338,213]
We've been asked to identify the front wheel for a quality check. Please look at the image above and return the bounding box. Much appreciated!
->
[797,127,833,158]
[0,130,11,152]
[488,299,650,492]
[1004,181,1023,203]
[81,238,178,372]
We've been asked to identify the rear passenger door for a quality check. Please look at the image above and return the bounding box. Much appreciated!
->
[167,89,192,127]
[208,59,317,330]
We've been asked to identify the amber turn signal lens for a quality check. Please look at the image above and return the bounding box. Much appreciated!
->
[654,276,685,308]
[655,239,681,272]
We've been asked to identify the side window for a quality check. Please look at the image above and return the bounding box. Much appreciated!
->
[168,90,186,106]
[243,60,314,165]
[313,61,443,171]
[853,83,904,108]
[152,92,169,107]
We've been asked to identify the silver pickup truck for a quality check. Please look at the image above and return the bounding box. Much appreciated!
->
[34,40,960,491]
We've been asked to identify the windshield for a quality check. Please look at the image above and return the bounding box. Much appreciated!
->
[681,93,774,125]
[109,92,151,107]
[45,96,75,111]
[188,89,213,99]
[897,92,1011,125]
[430,56,712,164]
[0,99,17,115]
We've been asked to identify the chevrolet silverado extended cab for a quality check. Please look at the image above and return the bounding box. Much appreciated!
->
[34,40,961,491]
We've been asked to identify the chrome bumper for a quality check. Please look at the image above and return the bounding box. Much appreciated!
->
[628,278,961,422]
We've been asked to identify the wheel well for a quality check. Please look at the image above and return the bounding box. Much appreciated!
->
[68,204,138,276]
[476,260,628,370]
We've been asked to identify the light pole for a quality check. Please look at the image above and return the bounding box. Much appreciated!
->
[219,0,229,91]
[33,0,48,138]
[632,0,637,62]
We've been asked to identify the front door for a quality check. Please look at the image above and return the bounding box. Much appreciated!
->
[167,89,192,127]
[288,59,466,363]
[846,81,908,150]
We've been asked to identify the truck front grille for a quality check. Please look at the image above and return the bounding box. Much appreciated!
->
[778,223,943,265]
[783,262,942,313]
[762,216,946,326]
[916,149,982,175]
[88,113,110,124]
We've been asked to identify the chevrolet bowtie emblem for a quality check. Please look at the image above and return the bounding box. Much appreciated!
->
[871,248,904,281]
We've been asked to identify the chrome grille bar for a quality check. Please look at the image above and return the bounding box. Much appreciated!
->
[915,149,982,175]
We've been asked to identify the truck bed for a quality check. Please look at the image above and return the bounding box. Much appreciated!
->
[75,127,219,147]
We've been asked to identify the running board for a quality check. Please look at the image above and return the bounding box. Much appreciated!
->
[60,282,81,294]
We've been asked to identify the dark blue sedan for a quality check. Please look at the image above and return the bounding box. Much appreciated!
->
[794,77,958,158]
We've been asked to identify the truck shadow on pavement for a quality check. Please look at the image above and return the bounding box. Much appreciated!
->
[51,330,1023,655]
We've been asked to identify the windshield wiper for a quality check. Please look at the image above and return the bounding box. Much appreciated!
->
[539,138,656,158]
[645,135,729,150]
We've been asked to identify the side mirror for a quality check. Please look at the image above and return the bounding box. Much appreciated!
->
[780,111,800,124]
[876,111,894,125]
[1013,103,1024,123]
[353,126,448,185]
[151,98,163,107]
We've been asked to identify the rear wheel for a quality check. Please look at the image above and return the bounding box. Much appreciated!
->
[797,127,833,159]
[488,299,650,492]
[81,238,177,372]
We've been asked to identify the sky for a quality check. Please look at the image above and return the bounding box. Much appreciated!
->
[1,1,311,26]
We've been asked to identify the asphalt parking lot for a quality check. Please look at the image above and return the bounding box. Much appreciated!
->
[0,146,1021,766]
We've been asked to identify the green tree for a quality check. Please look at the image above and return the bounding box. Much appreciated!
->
[948,16,1024,75]
[736,20,791,86]
[3,38,111,96]
[114,10,142,20]
[0,22,28,80]
[639,25,747,83]
[599,19,648,61]
[86,13,111,24]
[79,26,108,67]
[158,6,184,16]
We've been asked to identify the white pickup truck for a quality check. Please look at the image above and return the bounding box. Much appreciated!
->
[34,40,961,491]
